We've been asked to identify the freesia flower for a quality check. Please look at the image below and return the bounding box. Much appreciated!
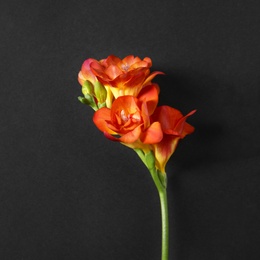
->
[89,55,163,99]
[77,54,196,260]
[151,106,196,173]
[93,84,163,144]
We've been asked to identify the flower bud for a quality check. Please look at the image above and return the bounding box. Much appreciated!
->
[94,81,107,104]
[82,80,94,96]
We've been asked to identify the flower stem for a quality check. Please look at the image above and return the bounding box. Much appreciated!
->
[149,167,169,260]
[133,149,169,259]
[159,188,169,260]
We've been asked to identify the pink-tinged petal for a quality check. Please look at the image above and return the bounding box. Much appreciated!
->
[153,136,180,173]
[140,122,163,144]
[90,61,111,82]
[78,71,86,85]
[143,71,165,86]
[93,107,117,135]
[81,58,97,82]
[138,84,159,115]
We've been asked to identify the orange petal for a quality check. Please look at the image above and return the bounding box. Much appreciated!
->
[105,65,122,80]
[104,55,122,66]
[180,122,195,138]
[93,107,117,135]
[104,124,142,143]
[124,69,147,88]
[153,106,183,133]
[138,84,159,115]
[173,110,196,135]
[143,71,165,86]
[141,122,163,144]
[143,57,152,67]
[122,55,137,67]
[111,96,139,120]
[118,124,142,143]
[90,61,111,82]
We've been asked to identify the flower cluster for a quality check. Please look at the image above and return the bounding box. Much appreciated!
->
[78,55,195,174]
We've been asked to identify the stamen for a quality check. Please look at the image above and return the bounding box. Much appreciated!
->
[120,110,128,122]
[121,64,130,71]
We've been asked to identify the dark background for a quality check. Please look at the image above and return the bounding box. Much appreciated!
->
[1,0,260,259]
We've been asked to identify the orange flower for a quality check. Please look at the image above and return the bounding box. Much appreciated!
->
[93,84,163,144]
[90,55,163,98]
[151,106,196,173]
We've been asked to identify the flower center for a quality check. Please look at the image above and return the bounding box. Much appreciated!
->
[121,63,130,71]
[120,109,141,125]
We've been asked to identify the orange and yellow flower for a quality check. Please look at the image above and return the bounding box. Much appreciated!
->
[93,84,163,144]
[151,106,196,173]
[78,54,196,174]
[90,55,163,98]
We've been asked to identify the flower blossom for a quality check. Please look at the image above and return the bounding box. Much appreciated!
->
[93,84,163,144]
[90,55,163,99]
[151,106,196,173]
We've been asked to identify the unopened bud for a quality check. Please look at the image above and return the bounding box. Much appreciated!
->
[94,81,107,104]
[82,80,94,96]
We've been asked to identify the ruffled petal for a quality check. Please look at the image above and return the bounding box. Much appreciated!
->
[93,108,117,135]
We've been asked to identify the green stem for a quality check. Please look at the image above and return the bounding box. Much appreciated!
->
[133,149,169,260]
[150,167,169,260]
[159,188,169,260]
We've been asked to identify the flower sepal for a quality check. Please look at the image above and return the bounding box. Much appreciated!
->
[78,95,98,111]
[157,170,167,189]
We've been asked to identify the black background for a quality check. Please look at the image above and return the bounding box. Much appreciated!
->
[1,0,260,259]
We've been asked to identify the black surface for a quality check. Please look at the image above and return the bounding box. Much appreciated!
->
[1,1,260,259]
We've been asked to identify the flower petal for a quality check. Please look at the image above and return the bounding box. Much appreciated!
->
[143,71,164,86]
[138,84,159,115]
[140,122,163,144]
[93,107,117,135]
[104,124,142,143]
[153,136,180,173]
[80,58,97,82]
[105,65,122,80]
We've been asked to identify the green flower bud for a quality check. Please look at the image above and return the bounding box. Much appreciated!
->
[94,81,107,104]
[82,80,94,96]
